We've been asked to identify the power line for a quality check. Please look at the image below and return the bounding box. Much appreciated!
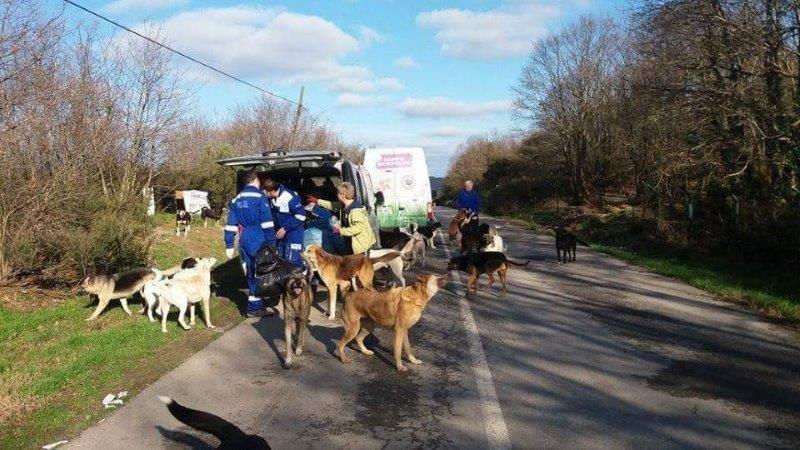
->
[62,0,304,109]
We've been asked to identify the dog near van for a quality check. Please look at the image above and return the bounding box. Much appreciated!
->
[201,205,224,228]
[337,273,449,371]
[176,210,191,236]
[82,268,158,321]
[281,268,313,369]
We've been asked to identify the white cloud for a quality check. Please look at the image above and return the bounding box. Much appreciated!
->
[378,77,404,91]
[103,0,188,14]
[398,96,512,119]
[416,2,562,59]
[148,6,372,91]
[335,93,389,107]
[425,126,469,138]
[357,25,385,48]
[393,55,418,69]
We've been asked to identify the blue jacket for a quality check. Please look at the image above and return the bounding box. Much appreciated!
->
[270,185,306,241]
[224,185,276,250]
[455,189,481,213]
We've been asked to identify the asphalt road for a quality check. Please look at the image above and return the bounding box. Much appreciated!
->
[68,208,800,449]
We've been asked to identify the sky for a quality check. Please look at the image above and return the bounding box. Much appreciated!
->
[62,0,629,176]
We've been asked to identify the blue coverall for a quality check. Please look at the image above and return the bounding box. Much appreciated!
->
[224,185,276,312]
[270,185,306,267]
[455,189,481,214]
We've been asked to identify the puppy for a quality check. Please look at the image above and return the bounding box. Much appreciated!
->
[281,268,313,369]
[447,252,530,296]
[201,206,224,228]
[417,221,443,248]
[337,274,449,371]
[154,257,217,333]
[176,210,191,236]
[302,244,401,320]
[159,396,270,449]
[82,268,157,321]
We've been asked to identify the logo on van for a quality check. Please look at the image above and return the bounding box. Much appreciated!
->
[376,153,412,170]
[402,175,415,190]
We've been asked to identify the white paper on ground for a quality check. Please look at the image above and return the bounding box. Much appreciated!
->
[42,440,68,450]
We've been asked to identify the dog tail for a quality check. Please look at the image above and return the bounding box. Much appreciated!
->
[369,252,401,264]
[159,396,246,442]
[505,257,532,267]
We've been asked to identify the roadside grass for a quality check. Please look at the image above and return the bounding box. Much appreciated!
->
[0,212,244,449]
[508,207,800,323]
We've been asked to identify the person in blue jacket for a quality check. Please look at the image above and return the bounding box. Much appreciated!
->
[455,180,481,214]
[224,170,276,317]
[262,177,306,267]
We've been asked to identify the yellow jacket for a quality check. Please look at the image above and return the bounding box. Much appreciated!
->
[317,199,376,254]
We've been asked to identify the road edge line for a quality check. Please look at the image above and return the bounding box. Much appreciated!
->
[441,234,511,450]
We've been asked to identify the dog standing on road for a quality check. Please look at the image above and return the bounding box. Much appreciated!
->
[82,268,157,321]
[176,210,191,236]
[554,226,588,264]
[447,252,530,296]
[417,221,443,249]
[282,268,313,369]
[337,273,449,371]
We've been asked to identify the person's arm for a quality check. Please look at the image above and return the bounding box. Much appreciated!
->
[339,209,368,237]
[259,197,276,243]
[285,195,307,233]
[454,191,463,210]
[474,191,481,212]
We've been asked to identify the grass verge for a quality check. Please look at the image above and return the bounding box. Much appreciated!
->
[0,213,244,449]
[507,207,800,323]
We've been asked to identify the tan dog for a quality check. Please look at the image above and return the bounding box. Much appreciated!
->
[282,268,313,369]
[82,268,157,321]
[302,244,401,320]
[448,209,470,243]
[337,273,449,371]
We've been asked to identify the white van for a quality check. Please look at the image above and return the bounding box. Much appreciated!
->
[363,147,433,229]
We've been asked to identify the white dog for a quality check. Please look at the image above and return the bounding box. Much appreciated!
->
[147,257,217,333]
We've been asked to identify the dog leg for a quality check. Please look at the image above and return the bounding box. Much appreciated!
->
[202,297,215,329]
[403,331,421,365]
[189,304,196,326]
[337,320,360,365]
[499,266,508,297]
[204,218,208,228]
[327,283,338,321]
[147,301,156,322]
[176,226,180,236]
[161,303,170,333]
[177,303,190,330]
[295,317,307,356]
[86,296,110,321]
[487,273,496,288]
[283,318,294,369]
[355,319,374,356]
[117,298,132,316]
[393,328,407,371]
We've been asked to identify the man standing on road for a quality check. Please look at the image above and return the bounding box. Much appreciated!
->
[224,170,276,317]
[307,182,375,255]
[455,180,481,215]
[262,177,306,267]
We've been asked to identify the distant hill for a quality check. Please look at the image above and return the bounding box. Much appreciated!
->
[429,176,445,193]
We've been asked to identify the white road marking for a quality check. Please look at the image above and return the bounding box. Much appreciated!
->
[441,234,511,450]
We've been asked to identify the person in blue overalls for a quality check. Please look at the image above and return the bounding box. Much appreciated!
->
[262,177,306,267]
[224,170,276,317]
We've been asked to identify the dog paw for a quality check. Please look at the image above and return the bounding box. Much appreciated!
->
[295,348,303,356]
[360,349,374,356]
[397,365,408,372]
[283,359,293,369]
[162,329,168,333]
[327,314,336,321]
[409,357,422,365]
[207,324,216,329]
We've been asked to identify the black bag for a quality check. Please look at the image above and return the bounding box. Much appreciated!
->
[254,244,299,307]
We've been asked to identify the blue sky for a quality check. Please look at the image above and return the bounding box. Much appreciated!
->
[62,0,628,176]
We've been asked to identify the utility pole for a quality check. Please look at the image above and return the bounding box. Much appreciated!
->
[287,86,305,150]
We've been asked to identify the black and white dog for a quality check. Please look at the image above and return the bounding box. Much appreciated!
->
[417,221,443,248]
[200,206,224,228]
[176,210,191,236]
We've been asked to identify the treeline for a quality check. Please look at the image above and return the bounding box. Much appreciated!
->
[444,0,800,264]
[0,1,360,285]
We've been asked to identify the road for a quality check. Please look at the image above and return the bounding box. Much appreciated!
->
[68,208,800,449]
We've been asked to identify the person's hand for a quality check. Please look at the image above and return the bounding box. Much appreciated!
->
[332,225,341,235]
[225,248,235,259]
[276,228,287,239]
[305,195,319,204]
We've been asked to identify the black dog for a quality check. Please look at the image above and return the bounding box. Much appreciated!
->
[176,210,191,236]
[379,227,412,250]
[159,396,270,449]
[416,221,443,248]
[554,226,588,264]
[201,206,224,228]
[447,252,530,295]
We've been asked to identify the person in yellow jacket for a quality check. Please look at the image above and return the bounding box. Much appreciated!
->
[306,182,376,255]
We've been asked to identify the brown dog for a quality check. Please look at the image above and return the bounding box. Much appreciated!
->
[302,244,401,321]
[448,209,469,243]
[282,268,313,369]
[337,273,449,371]
[447,252,530,296]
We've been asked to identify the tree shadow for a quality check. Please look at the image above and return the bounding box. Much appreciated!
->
[211,257,248,316]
